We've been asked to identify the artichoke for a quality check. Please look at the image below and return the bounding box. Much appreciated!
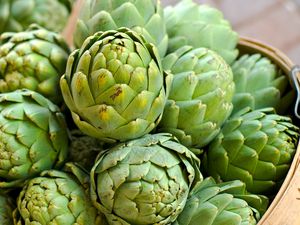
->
[231,53,295,114]
[61,28,170,143]
[90,133,202,225]
[0,25,70,104]
[0,89,68,188]
[159,46,234,149]
[203,107,299,194]
[73,0,168,57]
[173,177,268,225]
[14,163,106,225]
[0,0,72,34]
[165,0,239,64]
[69,130,105,170]
[0,192,15,224]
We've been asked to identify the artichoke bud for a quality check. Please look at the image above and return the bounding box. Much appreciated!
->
[0,24,70,104]
[90,133,203,225]
[14,162,106,225]
[61,28,170,143]
[0,0,72,34]
[73,0,168,57]
[158,46,235,148]
[174,177,268,225]
[203,107,299,194]
[231,53,295,114]
[165,0,239,64]
[0,89,69,188]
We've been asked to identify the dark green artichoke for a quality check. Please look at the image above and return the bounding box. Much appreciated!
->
[90,133,202,225]
[74,0,168,57]
[231,53,295,114]
[0,0,72,34]
[0,25,70,104]
[203,107,299,194]
[159,46,234,149]
[14,163,106,225]
[173,177,268,225]
[0,192,15,224]
[0,89,68,188]
[165,0,238,64]
[61,28,171,143]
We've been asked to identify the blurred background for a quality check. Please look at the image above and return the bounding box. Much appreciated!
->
[163,0,300,64]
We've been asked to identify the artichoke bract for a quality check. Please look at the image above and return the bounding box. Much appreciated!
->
[0,89,68,188]
[165,0,239,64]
[0,193,15,224]
[73,0,168,57]
[14,163,106,225]
[0,0,72,34]
[203,107,299,194]
[90,133,202,225]
[159,46,234,149]
[231,53,295,114]
[61,28,170,143]
[0,25,70,104]
[173,177,268,225]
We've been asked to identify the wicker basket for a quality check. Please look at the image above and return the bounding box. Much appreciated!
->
[63,1,300,224]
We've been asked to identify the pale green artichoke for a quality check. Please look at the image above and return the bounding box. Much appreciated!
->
[0,193,15,224]
[165,0,239,64]
[0,89,68,188]
[73,0,168,57]
[173,177,268,225]
[231,54,295,114]
[0,0,72,34]
[90,133,202,225]
[69,130,105,170]
[159,46,234,149]
[203,107,299,194]
[61,28,171,143]
[0,25,70,104]
[13,163,107,225]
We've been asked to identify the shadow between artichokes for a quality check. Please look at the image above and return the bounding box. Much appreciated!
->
[0,89,69,188]
[13,163,106,225]
[90,133,202,225]
[0,192,15,225]
[60,28,171,143]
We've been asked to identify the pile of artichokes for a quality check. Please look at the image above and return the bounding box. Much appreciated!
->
[0,0,298,224]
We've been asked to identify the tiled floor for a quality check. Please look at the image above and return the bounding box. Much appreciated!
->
[163,0,300,64]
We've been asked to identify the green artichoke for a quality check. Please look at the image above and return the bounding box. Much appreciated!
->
[0,89,68,188]
[0,0,72,34]
[14,163,106,225]
[173,177,268,225]
[159,46,234,149]
[61,28,171,143]
[69,130,105,170]
[203,107,299,194]
[73,0,168,57]
[231,53,295,114]
[90,133,202,225]
[165,0,239,64]
[0,192,15,224]
[0,25,70,104]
